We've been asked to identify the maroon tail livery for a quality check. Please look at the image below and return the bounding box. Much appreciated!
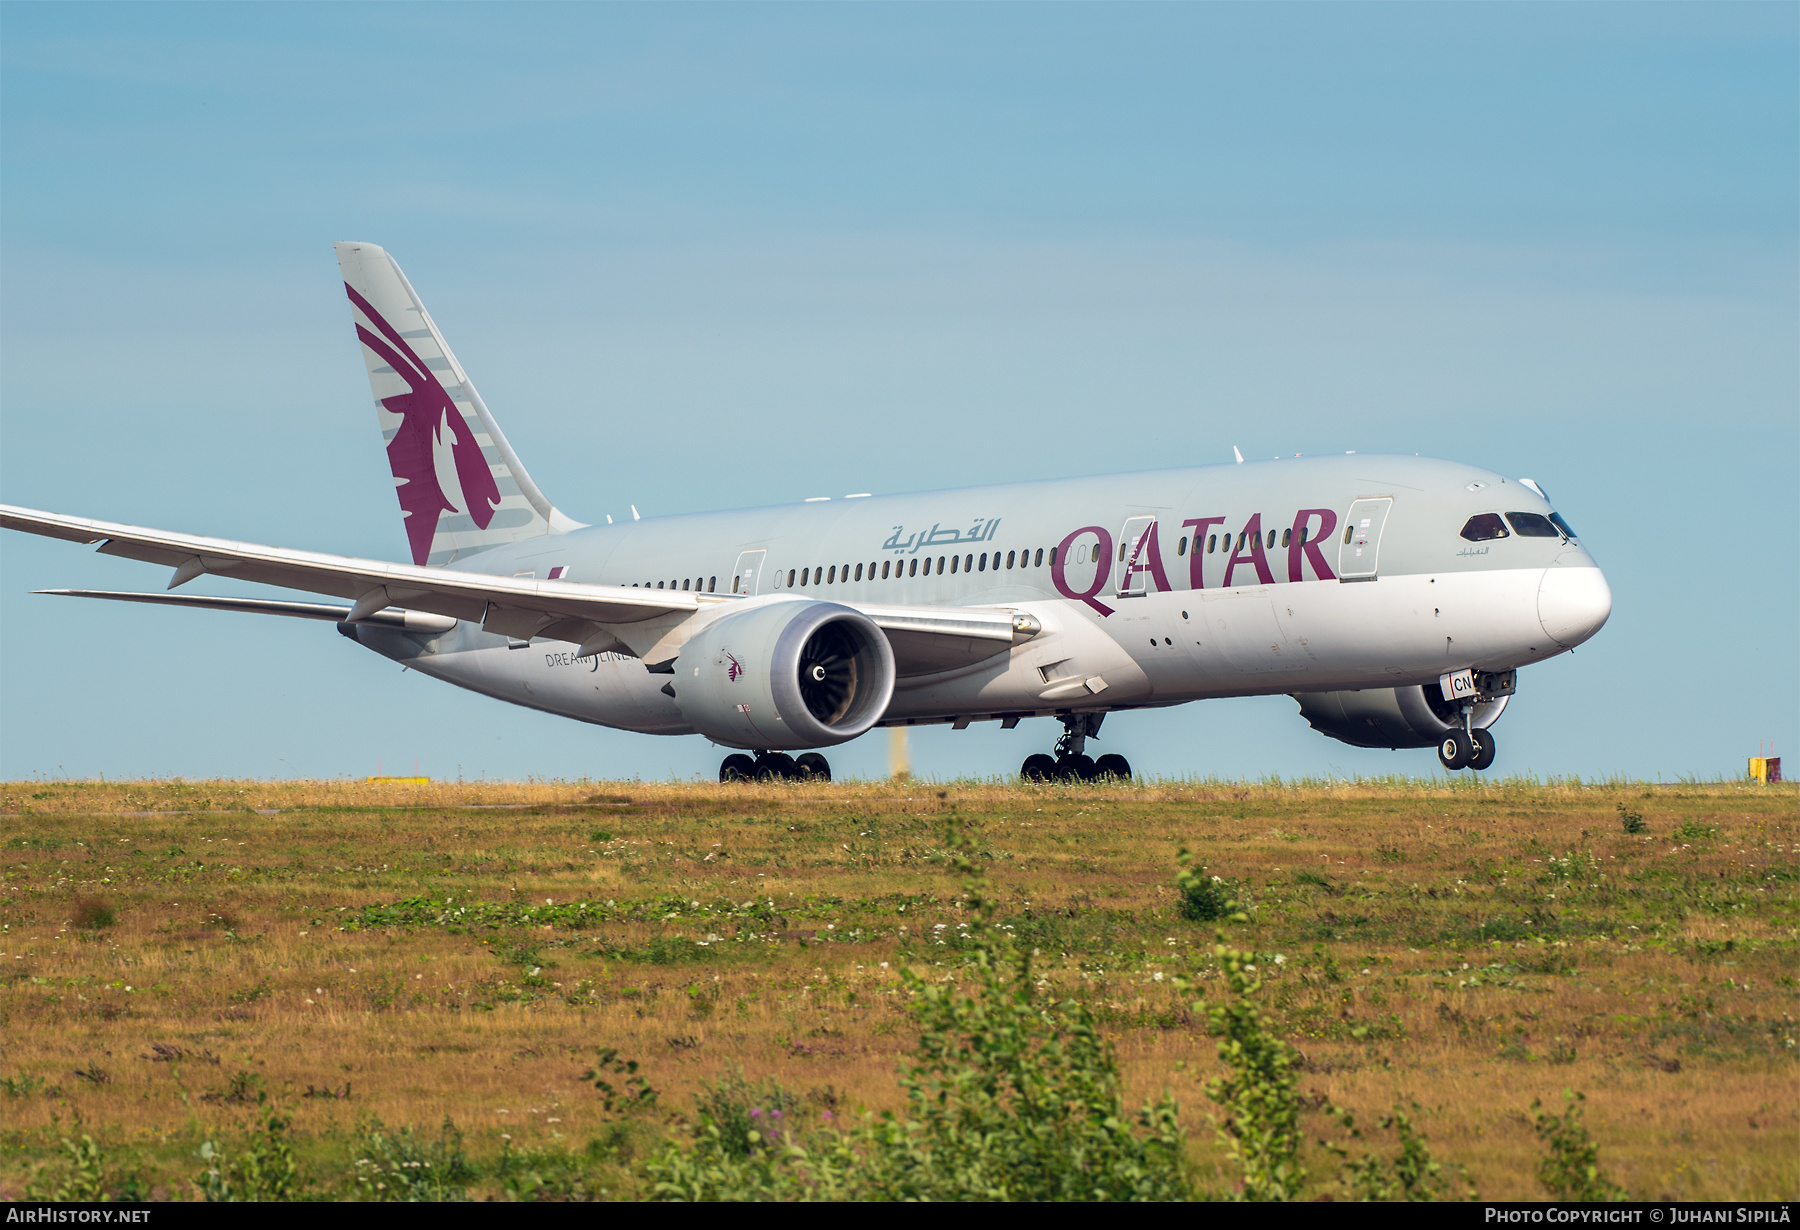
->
[345,284,501,565]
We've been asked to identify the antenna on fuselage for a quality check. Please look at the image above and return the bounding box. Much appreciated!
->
[630,505,641,521]
[1232,446,1244,465]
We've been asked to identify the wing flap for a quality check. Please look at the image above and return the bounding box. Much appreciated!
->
[853,604,1030,675]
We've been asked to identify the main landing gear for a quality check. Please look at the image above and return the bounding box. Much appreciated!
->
[1021,713,1131,783]
[1437,708,1497,772]
[719,751,832,783]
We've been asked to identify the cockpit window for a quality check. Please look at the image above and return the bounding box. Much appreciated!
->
[1506,512,1560,537]
[1460,513,1509,542]
[1548,512,1577,541]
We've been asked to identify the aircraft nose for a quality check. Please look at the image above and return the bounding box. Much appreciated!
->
[1537,566,1612,649]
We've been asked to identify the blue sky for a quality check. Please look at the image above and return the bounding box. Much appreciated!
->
[2,3,1794,783]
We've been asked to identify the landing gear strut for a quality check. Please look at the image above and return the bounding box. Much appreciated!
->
[1437,702,1497,772]
[719,751,832,782]
[1021,714,1131,782]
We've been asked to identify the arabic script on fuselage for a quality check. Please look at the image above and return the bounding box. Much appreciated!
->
[882,518,1001,555]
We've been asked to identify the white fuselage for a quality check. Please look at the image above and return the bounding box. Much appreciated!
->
[352,453,1610,740]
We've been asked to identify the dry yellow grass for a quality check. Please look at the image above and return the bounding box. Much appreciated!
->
[0,776,1793,1200]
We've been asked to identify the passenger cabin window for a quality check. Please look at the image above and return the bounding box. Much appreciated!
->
[1177,537,1187,555]
[882,561,891,579]
[1208,534,1216,553]
[1548,513,1578,541]
[909,558,919,577]
[828,565,836,583]
[1460,513,1509,542]
[708,576,716,592]
[787,569,796,587]
[1506,512,1560,538]
[1267,530,1276,549]
[1007,550,1016,568]
[1046,547,1055,566]
[950,555,959,574]
[1280,528,1291,548]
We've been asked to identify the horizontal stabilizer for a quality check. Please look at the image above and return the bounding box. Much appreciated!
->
[35,589,456,632]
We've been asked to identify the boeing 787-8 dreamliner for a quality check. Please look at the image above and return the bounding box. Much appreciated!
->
[1,243,1611,781]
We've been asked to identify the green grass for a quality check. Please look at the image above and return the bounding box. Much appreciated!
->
[0,776,1793,1201]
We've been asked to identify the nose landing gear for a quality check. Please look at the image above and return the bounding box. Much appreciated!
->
[1021,714,1131,782]
[718,751,833,782]
[1437,704,1497,772]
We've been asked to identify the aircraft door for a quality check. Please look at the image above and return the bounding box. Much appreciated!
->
[730,549,767,595]
[1338,498,1393,581]
[1115,516,1157,597]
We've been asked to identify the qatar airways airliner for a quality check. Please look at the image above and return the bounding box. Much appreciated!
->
[1,243,1611,782]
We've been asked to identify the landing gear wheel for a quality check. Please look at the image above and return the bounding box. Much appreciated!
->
[1056,753,1096,782]
[1021,753,1057,782]
[719,754,756,782]
[1094,753,1132,781]
[795,753,832,781]
[755,752,797,781]
[1467,728,1496,771]
[1437,731,1473,771]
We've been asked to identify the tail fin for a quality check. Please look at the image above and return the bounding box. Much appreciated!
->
[335,241,582,566]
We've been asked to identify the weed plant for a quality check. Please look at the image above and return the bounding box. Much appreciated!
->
[1176,847,1241,921]
[1533,1091,1628,1202]
[194,1103,298,1202]
[350,1116,475,1201]
[1329,1102,1468,1202]
[25,1134,149,1202]
[1176,927,1308,1199]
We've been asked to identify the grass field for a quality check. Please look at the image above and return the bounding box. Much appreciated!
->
[1,776,1794,1201]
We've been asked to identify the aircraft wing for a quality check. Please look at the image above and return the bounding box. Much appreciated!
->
[4,505,1039,673]
[0,504,702,650]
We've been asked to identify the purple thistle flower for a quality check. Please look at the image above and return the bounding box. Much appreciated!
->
[750,1108,762,1117]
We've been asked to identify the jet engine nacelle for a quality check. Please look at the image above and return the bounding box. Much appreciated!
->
[669,599,895,751]
[1293,684,1507,750]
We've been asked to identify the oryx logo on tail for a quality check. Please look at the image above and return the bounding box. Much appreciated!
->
[345,284,501,566]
